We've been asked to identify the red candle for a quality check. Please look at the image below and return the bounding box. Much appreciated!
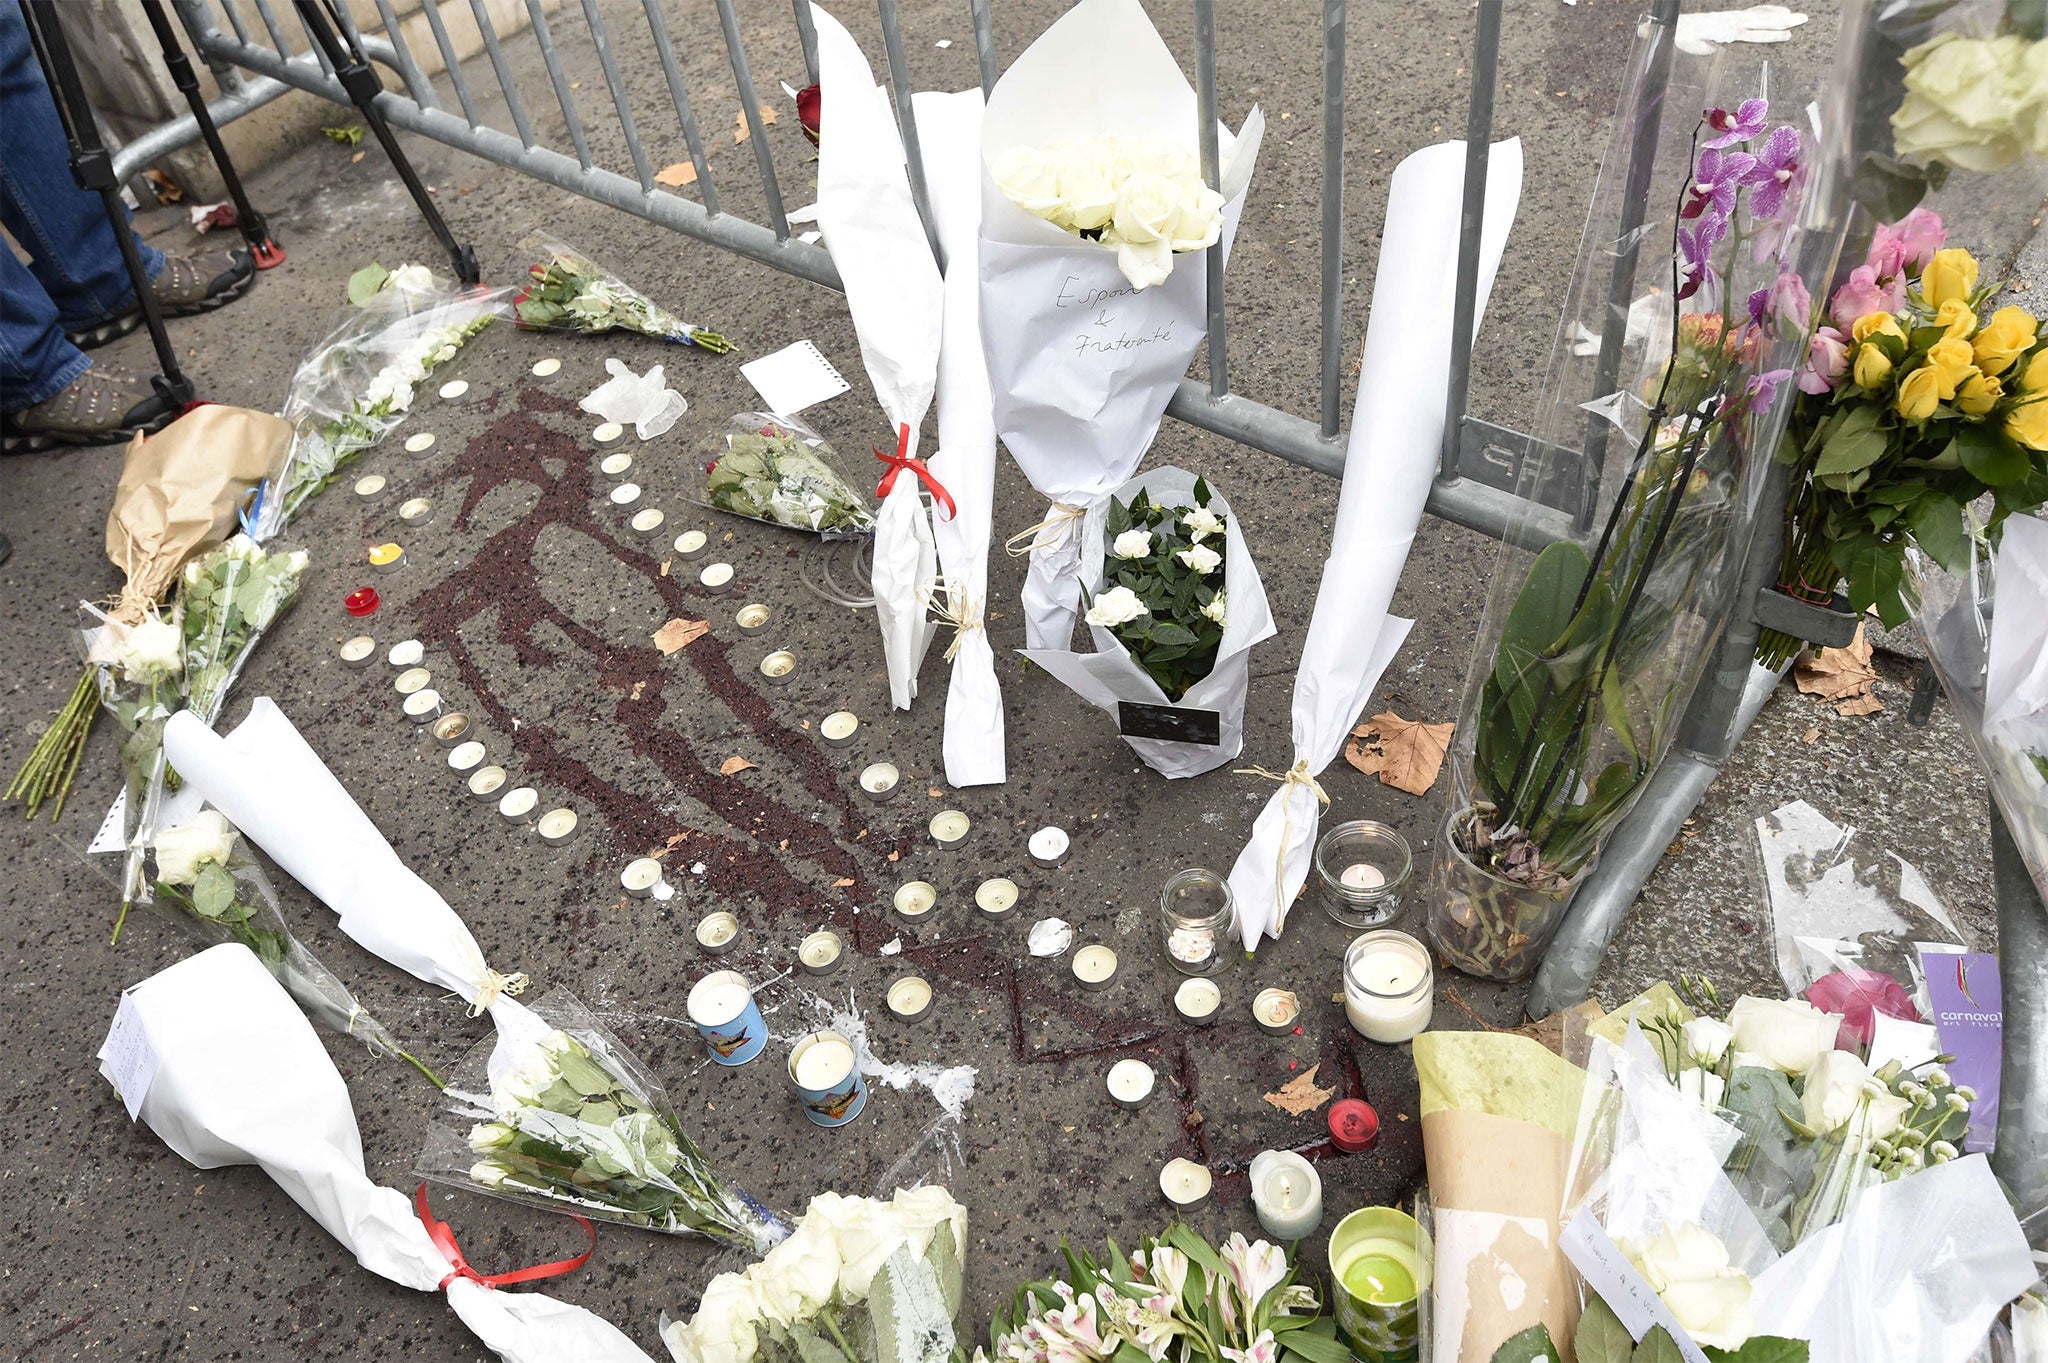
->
[344,587,381,617]
[1328,1098,1379,1153]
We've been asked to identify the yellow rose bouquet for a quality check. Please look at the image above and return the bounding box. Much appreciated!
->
[1759,209,2048,666]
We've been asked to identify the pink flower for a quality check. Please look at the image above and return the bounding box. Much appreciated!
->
[1828,265,1904,330]
[1224,1332,1280,1363]
[1807,969,1919,1050]
[1799,326,1849,394]
[1219,1235,1289,1321]
[1767,271,1811,330]
[1884,207,1947,274]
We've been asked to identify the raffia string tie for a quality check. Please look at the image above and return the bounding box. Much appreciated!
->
[468,968,530,1016]
[1004,501,1086,557]
[1233,761,1330,934]
[923,577,985,663]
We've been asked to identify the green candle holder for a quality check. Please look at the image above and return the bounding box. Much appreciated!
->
[1328,1206,1432,1363]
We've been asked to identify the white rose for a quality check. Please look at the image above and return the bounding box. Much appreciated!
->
[1800,1049,1872,1134]
[993,146,1070,228]
[1727,995,1841,1076]
[467,1121,516,1153]
[1112,529,1153,560]
[1682,1016,1735,1066]
[1677,1066,1726,1111]
[1183,506,1225,541]
[1084,584,1150,629]
[1109,172,1183,289]
[888,1184,966,1261]
[1056,140,1120,232]
[152,810,238,886]
[116,614,184,684]
[1176,543,1222,575]
[387,263,437,296]
[1202,592,1228,626]
[1853,1080,1913,1141]
[1624,1223,1754,1352]
[809,1193,897,1298]
[1167,180,1225,253]
[685,1271,768,1363]
[468,1160,510,1187]
[754,1221,841,1323]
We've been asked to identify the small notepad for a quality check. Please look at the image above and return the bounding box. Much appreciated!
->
[741,340,850,416]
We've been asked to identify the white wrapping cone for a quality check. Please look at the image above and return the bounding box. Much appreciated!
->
[1985,514,2048,752]
[980,0,1264,650]
[99,945,656,1363]
[914,88,1006,786]
[811,3,945,710]
[1226,139,1522,952]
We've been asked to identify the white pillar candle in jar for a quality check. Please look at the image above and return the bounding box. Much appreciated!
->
[1342,930,1435,1043]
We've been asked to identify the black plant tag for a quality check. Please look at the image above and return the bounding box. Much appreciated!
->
[1117,701,1221,746]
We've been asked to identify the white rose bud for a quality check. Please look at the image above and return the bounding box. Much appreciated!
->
[1176,543,1222,575]
[1183,506,1225,542]
[1682,1016,1735,1066]
[1112,529,1153,560]
[469,1160,510,1187]
[1084,584,1150,629]
[152,810,239,886]
[1727,995,1842,1076]
[993,146,1070,229]
[1202,592,1228,626]
[1108,172,1182,289]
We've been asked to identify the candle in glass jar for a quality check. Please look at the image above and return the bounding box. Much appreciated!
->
[820,711,859,747]
[1159,1158,1212,1210]
[859,762,899,800]
[974,877,1019,917]
[1106,1058,1154,1109]
[1253,988,1301,1035]
[1173,977,1221,1025]
[1342,931,1434,1043]
[929,809,970,849]
[1249,1150,1323,1241]
[1341,862,1387,890]
[799,930,843,974]
[886,976,933,1023]
[1073,945,1118,991]
[893,881,937,920]
[695,911,740,955]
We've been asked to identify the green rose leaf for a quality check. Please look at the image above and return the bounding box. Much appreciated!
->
[346,262,390,306]
[1488,1325,1561,1363]
[1905,492,1967,572]
[1702,1336,1810,1363]
[1575,1296,1633,1363]
[558,1048,615,1097]
[1956,424,2030,486]
[191,862,239,920]
[1814,404,1888,477]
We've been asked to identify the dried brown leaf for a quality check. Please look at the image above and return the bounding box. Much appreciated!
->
[733,107,774,144]
[654,160,700,187]
[720,755,757,775]
[1346,711,1454,795]
[652,617,709,654]
[1795,624,1883,716]
[1263,1063,1335,1116]
[1800,724,1821,745]
[831,877,856,888]
[928,786,943,798]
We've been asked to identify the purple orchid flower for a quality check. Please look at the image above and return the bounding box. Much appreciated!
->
[1745,367,1795,413]
[1746,286,1770,328]
[1681,147,1756,221]
[1744,126,1803,220]
[1703,99,1768,148]
[1677,214,1728,302]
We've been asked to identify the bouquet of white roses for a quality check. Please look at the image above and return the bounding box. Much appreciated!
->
[179,535,307,725]
[515,234,732,352]
[84,606,185,932]
[662,1186,966,1363]
[993,134,1222,291]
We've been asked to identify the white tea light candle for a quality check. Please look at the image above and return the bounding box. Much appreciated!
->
[631,508,666,536]
[1072,945,1118,991]
[497,786,538,824]
[1254,988,1302,1035]
[592,421,625,446]
[798,930,843,974]
[1341,862,1386,890]
[1342,930,1435,1044]
[1159,1158,1212,1210]
[1173,977,1222,1025]
[448,740,486,774]
[1028,825,1070,868]
[404,432,436,454]
[387,639,424,668]
[621,857,665,897]
[353,473,387,501]
[1106,1058,1155,1110]
[531,357,562,378]
[886,976,933,1023]
[467,765,507,802]
[974,877,1019,917]
[431,712,469,745]
[859,762,900,800]
[673,529,708,558]
[929,809,970,849]
[702,562,738,595]
[735,602,770,634]
[758,649,795,684]
[1249,1150,1324,1241]
[437,379,469,402]
[398,497,433,525]
[600,451,634,476]
[820,711,859,746]
[402,689,441,723]
[537,807,579,846]
[394,667,432,695]
[696,911,740,955]
[609,482,641,506]
[893,881,937,920]
[339,636,377,668]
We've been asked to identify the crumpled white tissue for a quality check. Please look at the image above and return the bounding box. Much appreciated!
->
[580,358,687,440]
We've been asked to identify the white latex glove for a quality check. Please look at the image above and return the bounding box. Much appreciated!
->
[1665,5,1808,56]
[580,357,687,440]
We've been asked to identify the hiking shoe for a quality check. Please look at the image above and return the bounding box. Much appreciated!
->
[67,247,256,350]
[2,362,176,454]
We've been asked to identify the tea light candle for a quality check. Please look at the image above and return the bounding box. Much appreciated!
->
[600,451,634,476]
[1173,977,1221,1025]
[353,473,388,501]
[398,496,434,525]
[621,857,666,898]
[467,765,507,802]
[759,649,795,684]
[1253,988,1302,1035]
[402,689,441,723]
[592,421,625,446]
[394,667,432,695]
[387,639,424,668]
[975,877,1019,918]
[696,911,740,955]
[496,786,537,824]
[344,586,380,616]
[1327,1098,1380,1153]
[859,762,900,800]
[1160,1158,1213,1210]
[1029,825,1070,868]
[368,542,405,573]
[1342,930,1435,1044]
[893,881,937,920]
[673,529,708,559]
[437,379,469,402]
[448,740,486,774]
[886,975,933,1023]
[820,711,859,747]
[538,807,579,846]
[1073,945,1118,991]
[1249,1150,1323,1241]
[1341,862,1387,891]
[531,357,562,378]
[339,635,377,668]
[701,562,737,595]
[798,929,843,974]
[631,508,666,536]
[735,602,770,634]
[404,432,436,454]
[929,809,970,849]
[609,482,641,506]
[426,713,466,748]
[1106,1058,1155,1110]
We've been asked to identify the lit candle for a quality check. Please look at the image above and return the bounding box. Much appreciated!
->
[893,881,937,921]
[859,762,899,801]
[1173,977,1221,1025]
[609,482,641,506]
[673,529,708,559]
[402,689,441,723]
[929,809,970,849]
[437,379,469,402]
[1342,931,1434,1044]
[344,587,380,617]
[886,975,933,1023]
[1028,825,1070,868]
[339,635,377,668]
[1249,1150,1324,1241]
[798,929,843,974]
[600,451,634,476]
[621,857,666,897]
[631,508,666,536]
[592,421,625,446]
[531,357,562,378]
[735,602,771,634]
[353,473,388,501]
[701,562,738,595]
[367,542,405,574]
[1106,1058,1154,1110]
[1073,944,1119,991]
[537,808,579,845]
[467,765,507,802]
[695,911,740,955]
[759,650,796,685]
[394,667,432,695]
[404,432,436,454]
[820,711,859,747]
[788,1031,867,1126]
[1327,1207,1429,1360]
[387,639,424,668]
[432,713,470,747]
[447,740,486,774]
[497,786,538,824]
[1159,1158,1212,1210]
[974,877,1019,918]
[1253,988,1301,1035]
[1341,862,1386,891]
[688,970,768,1067]
[398,496,434,525]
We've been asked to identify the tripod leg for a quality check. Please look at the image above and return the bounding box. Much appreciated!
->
[18,0,195,408]
[291,0,478,286]
[137,0,284,268]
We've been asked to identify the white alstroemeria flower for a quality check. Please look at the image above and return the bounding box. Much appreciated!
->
[152,810,239,886]
[1177,543,1222,575]
[1727,995,1841,1076]
[1141,1244,1191,1302]
[1183,506,1225,541]
[1084,585,1150,629]
[993,145,1070,228]
[1222,1330,1279,1363]
[1677,1065,1726,1111]
[115,613,184,683]
[1682,1016,1735,1066]
[1219,1233,1289,1318]
[386,263,437,296]
[1202,593,1228,626]
[1112,529,1154,560]
[1623,1223,1754,1351]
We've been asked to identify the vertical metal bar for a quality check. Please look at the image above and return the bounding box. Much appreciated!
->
[1317,0,1346,439]
[1193,0,1227,399]
[1439,0,1499,481]
[641,0,720,216]
[713,0,789,238]
[248,0,293,61]
[969,0,997,96]
[877,0,940,262]
[790,0,820,88]
[414,0,478,126]
[579,0,653,190]
[290,0,332,74]
[466,0,536,149]
[364,0,441,111]
[523,0,593,169]
[216,0,254,48]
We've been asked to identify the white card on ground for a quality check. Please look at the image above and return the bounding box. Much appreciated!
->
[99,990,161,1121]
[741,340,850,415]
[88,789,128,855]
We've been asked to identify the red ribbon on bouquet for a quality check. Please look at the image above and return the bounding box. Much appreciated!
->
[874,423,956,521]
[414,1183,595,1291]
